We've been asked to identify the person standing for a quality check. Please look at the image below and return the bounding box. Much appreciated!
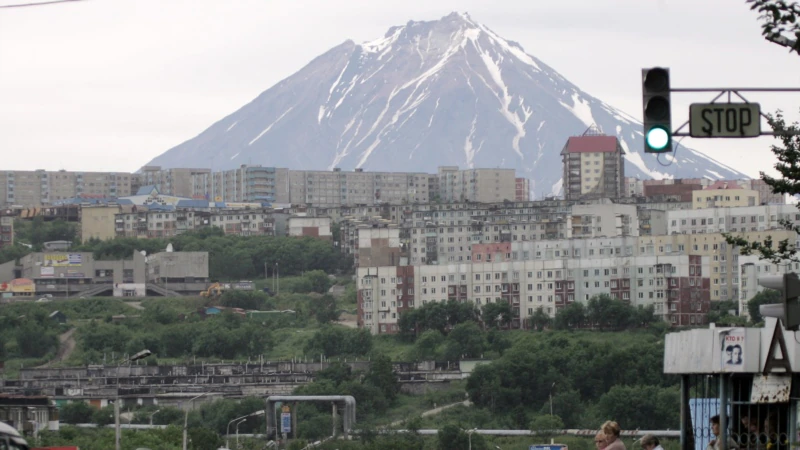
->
[595,432,608,450]
[640,434,664,450]
[707,415,738,450]
[603,421,627,450]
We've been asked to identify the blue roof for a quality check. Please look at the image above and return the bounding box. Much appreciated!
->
[136,185,159,195]
[53,197,134,206]
[176,199,210,208]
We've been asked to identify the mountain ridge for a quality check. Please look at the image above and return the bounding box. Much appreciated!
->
[144,11,747,197]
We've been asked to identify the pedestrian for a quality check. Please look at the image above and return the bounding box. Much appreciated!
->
[602,421,627,450]
[640,434,664,450]
[707,415,737,450]
[595,431,608,450]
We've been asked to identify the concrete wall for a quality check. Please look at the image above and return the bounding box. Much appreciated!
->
[80,206,119,242]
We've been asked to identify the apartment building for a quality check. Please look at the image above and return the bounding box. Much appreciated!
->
[288,168,434,206]
[357,253,710,334]
[403,201,640,266]
[138,166,212,199]
[666,204,800,235]
[0,216,13,249]
[0,170,136,206]
[515,178,531,201]
[287,216,332,240]
[692,182,759,209]
[561,129,625,201]
[339,220,403,268]
[625,178,784,205]
[114,208,275,238]
[81,204,135,242]
[209,165,290,203]
[437,166,517,203]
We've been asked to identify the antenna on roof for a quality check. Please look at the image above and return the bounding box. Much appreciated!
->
[582,124,605,136]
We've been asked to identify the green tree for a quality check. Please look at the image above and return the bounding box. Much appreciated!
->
[481,301,512,329]
[16,322,58,358]
[413,329,444,360]
[748,289,782,324]
[554,302,586,330]
[92,405,116,426]
[365,353,400,403]
[311,294,339,324]
[304,270,333,293]
[531,307,551,331]
[749,0,800,54]
[59,401,96,424]
[188,427,223,450]
[592,385,680,430]
[443,322,486,361]
[530,414,564,435]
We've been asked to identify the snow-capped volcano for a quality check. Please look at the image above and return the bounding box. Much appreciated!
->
[144,12,747,195]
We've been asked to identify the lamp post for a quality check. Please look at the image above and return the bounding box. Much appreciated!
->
[549,382,556,417]
[235,417,247,448]
[182,393,208,450]
[226,410,265,449]
[115,349,152,450]
[149,409,161,426]
[464,428,477,450]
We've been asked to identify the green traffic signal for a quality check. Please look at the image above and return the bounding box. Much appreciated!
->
[646,126,670,152]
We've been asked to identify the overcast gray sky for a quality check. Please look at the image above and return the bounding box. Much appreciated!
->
[0,0,798,177]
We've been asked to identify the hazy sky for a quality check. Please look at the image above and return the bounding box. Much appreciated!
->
[0,0,798,178]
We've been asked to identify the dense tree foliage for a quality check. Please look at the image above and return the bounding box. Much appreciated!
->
[398,300,479,339]
[553,294,656,331]
[0,305,60,360]
[304,326,373,357]
[465,332,676,429]
[747,289,782,324]
[749,0,800,54]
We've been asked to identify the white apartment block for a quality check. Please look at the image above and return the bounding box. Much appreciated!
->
[288,168,434,206]
[0,170,136,206]
[357,253,710,334]
[437,166,517,203]
[666,204,800,235]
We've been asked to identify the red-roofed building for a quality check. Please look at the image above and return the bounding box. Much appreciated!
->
[561,126,625,201]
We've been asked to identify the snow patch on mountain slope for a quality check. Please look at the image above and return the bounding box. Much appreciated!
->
[248,106,294,146]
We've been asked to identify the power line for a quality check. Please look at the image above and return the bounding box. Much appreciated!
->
[0,0,86,9]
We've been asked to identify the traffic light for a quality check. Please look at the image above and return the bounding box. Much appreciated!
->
[641,67,672,153]
[758,273,800,330]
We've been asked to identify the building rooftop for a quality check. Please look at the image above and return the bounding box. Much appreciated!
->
[135,185,159,196]
[563,135,620,154]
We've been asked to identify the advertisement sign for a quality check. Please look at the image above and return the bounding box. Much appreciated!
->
[44,254,82,267]
[40,267,54,278]
[281,412,291,433]
[721,328,745,371]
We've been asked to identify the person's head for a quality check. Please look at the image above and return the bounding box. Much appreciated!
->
[726,345,733,358]
[640,434,660,450]
[602,421,621,443]
[742,415,759,432]
[732,345,742,361]
[710,415,721,437]
[595,432,608,449]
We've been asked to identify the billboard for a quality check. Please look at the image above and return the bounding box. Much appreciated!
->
[43,253,82,267]
[40,267,55,278]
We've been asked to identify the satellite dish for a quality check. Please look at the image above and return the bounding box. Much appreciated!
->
[166,243,174,252]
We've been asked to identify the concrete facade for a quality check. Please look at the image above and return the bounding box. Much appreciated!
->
[357,253,710,334]
[693,184,759,209]
[0,216,13,249]
[0,250,208,298]
[562,131,625,201]
[209,165,290,203]
[80,204,133,242]
[0,169,136,207]
[288,168,433,206]
[287,216,332,240]
[138,166,212,199]
[437,167,517,203]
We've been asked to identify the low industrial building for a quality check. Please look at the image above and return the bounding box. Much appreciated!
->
[0,249,209,299]
[0,394,59,435]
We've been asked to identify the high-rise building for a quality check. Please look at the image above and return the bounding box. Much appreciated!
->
[288,169,432,206]
[561,127,625,201]
[0,216,13,249]
[515,178,530,201]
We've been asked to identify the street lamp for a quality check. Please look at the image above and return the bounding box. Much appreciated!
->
[149,409,161,426]
[182,393,208,450]
[549,382,556,417]
[115,349,152,450]
[226,410,265,449]
[462,428,477,450]
[234,417,248,447]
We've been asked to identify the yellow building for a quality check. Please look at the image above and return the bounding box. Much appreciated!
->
[80,205,131,242]
[693,182,759,209]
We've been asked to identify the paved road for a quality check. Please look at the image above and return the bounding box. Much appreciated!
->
[37,328,77,368]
